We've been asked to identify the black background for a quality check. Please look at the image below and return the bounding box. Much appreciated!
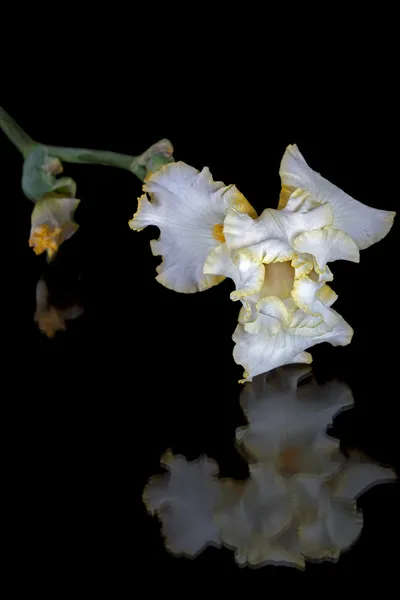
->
[7,53,399,589]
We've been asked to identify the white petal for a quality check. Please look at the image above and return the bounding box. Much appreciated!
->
[280,144,396,250]
[229,249,266,300]
[233,306,353,381]
[203,243,266,302]
[224,202,333,251]
[290,310,325,331]
[293,227,360,272]
[291,276,323,316]
[293,259,314,279]
[128,161,256,293]
[291,274,340,318]
[244,296,292,335]
[203,242,237,280]
[317,264,334,283]
[280,187,322,213]
[317,284,338,307]
[286,351,313,366]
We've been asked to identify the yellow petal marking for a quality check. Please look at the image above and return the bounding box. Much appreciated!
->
[212,223,225,243]
[278,184,296,210]
[232,190,258,219]
[29,224,62,257]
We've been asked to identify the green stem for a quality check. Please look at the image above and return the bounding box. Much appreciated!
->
[46,139,173,181]
[0,106,35,157]
[0,106,173,182]
[46,145,142,175]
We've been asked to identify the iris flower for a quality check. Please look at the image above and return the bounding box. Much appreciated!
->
[129,146,395,379]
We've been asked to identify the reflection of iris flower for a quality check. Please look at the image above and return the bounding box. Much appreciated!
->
[130,147,395,379]
[143,365,397,569]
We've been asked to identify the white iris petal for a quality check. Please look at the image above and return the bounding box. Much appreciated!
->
[279,144,395,250]
[129,161,257,293]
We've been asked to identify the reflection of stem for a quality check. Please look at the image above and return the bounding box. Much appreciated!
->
[0,106,35,157]
[0,106,173,182]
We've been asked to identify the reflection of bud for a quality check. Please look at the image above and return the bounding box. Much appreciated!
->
[34,276,83,338]
[29,195,80,259]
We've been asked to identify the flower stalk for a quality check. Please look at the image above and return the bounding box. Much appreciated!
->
[0,106,174,182]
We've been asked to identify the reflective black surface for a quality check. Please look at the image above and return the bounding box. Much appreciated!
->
[8,88,399,589]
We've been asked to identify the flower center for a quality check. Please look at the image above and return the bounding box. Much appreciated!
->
[212,223,226,243]
[259,261,295,299]
[29,224,62,257]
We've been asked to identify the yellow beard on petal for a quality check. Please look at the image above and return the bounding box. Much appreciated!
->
[212,223,226,243]
[278,184,297,210]
[29,224,62,257]
[232,190,258,219]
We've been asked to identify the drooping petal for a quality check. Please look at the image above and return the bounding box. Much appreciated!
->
[279,144,396,250]
[233,305,353,381]
[128,161,257,293]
